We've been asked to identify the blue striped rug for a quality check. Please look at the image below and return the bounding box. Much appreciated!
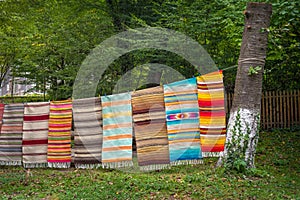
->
[163,78,203,165]
[101,93,133,168]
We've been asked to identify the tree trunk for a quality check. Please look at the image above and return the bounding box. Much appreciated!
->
[218,2,272,168]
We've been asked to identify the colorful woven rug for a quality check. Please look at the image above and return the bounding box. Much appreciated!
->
[132,86,170,171]
[0,103,4,132]
[197,71,226,157]
[163,78,203,165]
[73,97,102,169]
[47,100,72,168]
[0,103,24,166]
[22,102,50,168]
[101,93,133,168]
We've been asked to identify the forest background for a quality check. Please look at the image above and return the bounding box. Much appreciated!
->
[1,0,299,100]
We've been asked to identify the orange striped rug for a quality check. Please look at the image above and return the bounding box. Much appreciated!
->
[47,100,72,168]
[197,71,226,157]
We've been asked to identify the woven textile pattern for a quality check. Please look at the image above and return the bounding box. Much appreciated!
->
[163,78,202,164]
[47,100,72,168]
[197,71,226,157]
[101,93,133,168]
[22,102,50,168]
[0,103,24,165]
[0,104,4,132]
[73,97,102,168]
[132,86,170,170]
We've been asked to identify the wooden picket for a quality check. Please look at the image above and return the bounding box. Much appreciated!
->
[226,90,300,130]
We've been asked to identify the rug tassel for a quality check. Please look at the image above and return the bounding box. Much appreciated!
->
[0,160,22,166]
[140,164,171,172]
[171,159,203,166]
[75,163,102,169]
[202,152,222,157]
[23,163,48,168]
[102,160,133,169]
[48,162,70,168]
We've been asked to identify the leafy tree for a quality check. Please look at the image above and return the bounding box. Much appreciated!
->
[11,0,114,99]
[1,0,299,99]
[0,1,33,88]
[264,1,300,91]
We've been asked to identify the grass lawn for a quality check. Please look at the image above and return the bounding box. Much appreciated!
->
[1,129,299,199]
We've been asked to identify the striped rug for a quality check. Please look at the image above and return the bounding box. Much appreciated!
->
[101,93,133,168]
[47,100,72,168]
[132,86,170,171]
[163,78,203,165]
[0,103,24,166]
[197,71,226,157]
[22,102,50,168]
[73,97,102,169]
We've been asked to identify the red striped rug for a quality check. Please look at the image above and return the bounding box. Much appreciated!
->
[22,102,50,168]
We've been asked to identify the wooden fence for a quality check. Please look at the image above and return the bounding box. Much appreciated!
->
[226,90,300,130]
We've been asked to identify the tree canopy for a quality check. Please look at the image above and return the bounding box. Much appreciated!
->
[0,0,299,99]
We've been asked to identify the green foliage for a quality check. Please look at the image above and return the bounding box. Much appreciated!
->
[1,0,299,99]
[248,66,262,76]
[0,1,33,86]
[153,0,248,92]
[151,0,299,92]
[0,95,49,104]
[1,0,115,100]
[264,0,300,91]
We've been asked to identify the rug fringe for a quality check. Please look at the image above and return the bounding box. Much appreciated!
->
[140,164,170,172]
[202,152,222,157]
[102,160,133,169]
[23,163,48,168]
[171,159,203,166]
[48,162,70,168]
[0,160,22,166]
[75,163,102,169]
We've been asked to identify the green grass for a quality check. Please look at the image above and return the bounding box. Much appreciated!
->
[1,130,299,199]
